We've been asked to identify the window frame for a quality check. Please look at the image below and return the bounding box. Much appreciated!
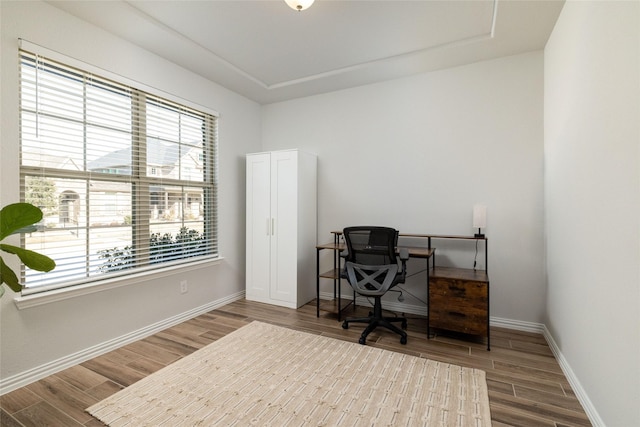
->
[15,40,221,304]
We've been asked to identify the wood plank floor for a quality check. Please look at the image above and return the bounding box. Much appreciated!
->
[0,299,591,426]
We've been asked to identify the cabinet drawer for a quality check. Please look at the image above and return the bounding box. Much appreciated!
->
[429,291,488,313]
[430,277,487,300]
[429,309,488,336]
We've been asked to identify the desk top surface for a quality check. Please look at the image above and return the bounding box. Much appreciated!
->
[316,242,434,258]
[330,231,487,241]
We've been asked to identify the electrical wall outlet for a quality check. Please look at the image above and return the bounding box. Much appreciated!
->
[180,280,188,294]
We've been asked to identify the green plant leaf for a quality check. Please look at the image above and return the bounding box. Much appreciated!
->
[0,203,43,240]
[0,244,56,272]
[0,257,22,292]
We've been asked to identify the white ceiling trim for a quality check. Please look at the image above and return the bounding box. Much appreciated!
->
[269,28,496,90]
[125,0,499,91]
[266,0,500,90]
[125,0,270,89]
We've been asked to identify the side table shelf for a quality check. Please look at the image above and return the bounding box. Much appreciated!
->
[319,268,341,280]
[316,238,353,320]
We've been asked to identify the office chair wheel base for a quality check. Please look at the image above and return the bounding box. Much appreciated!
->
[342,321,349,329]
[401,319,408,330]
[358,336,367,345]
[400,336,407,345]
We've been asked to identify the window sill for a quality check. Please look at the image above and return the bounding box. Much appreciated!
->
[14,256,224,310]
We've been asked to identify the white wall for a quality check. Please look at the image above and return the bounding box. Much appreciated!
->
[544,2,640,426]
[0,1,261,383]
[262,52,546,323]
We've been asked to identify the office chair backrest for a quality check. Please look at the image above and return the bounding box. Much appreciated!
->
[343,226,398,267]
[342,226,408,345]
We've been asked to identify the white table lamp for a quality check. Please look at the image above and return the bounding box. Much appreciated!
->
[473,204,487,238]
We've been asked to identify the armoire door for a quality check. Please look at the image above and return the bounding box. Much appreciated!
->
[269,150,298,303]
[245,152,271,301]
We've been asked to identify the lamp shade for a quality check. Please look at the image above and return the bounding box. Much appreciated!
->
[285,0,315,11]
[473,204,487,229]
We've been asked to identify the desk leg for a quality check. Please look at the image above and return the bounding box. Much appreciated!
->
[336,234,340,320]
[426,259,430,338]
[487,281,491,351]
[334,233,339,299]
[316,248,320,318]
[338,275,341,321]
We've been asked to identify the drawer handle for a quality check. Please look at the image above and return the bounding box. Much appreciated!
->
[448,312,466,318]
[448,285,466,294]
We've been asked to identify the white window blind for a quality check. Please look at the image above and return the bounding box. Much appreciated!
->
[19,50,218,294]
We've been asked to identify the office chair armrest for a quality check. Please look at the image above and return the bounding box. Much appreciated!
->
[398,248,409,277]
[339,250,349,278]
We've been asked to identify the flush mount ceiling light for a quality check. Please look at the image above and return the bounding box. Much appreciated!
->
[285,0,315,12]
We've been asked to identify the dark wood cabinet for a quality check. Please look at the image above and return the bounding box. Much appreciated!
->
[428,266,490,349]
[429,267,489,337]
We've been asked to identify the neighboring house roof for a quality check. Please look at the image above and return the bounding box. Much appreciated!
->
[86,147,132,171]
[87,138,184,171]
[147,139,182,167]
[22,151,83,171]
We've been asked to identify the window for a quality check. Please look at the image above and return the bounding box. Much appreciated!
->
[19,50,218,294]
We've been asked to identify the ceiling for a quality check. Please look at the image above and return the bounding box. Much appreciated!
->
[48,0,565,104]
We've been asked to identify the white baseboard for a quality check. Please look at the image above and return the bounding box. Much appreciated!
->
[0,291,245,395]
[489,316,545,333]
[541,325,605,427]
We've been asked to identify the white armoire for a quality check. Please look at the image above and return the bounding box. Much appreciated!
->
[245,149,317,308]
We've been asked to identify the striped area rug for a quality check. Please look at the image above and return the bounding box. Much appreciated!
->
[87,321,491,426]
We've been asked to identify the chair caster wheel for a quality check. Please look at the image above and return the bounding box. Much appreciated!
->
[401,320,408,330]
[342,321,349,329]
[358,336,366,345]
[400,336,407,345]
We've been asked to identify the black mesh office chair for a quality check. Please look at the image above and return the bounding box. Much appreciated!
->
[341,226,409,345]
